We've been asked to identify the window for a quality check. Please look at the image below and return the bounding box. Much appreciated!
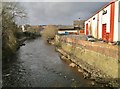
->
[93,17,95,20]
[102,10,107,15]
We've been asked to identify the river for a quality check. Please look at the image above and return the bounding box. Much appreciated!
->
[2,38,92,87]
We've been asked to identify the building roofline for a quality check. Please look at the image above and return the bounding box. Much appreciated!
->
[58,28,75,31]
[85,0,117,22]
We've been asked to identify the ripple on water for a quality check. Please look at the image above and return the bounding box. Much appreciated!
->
[3,38,93,87]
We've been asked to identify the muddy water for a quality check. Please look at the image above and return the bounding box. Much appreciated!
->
[2,38,92,87]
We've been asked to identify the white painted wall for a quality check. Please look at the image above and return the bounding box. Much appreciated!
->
[118,0,120,41]
[85,0,120,42]
[88,19,91,35]
[66,30,78,33]
[85,22,86,35]
[85,18,92,35]
[102,4,111,33]
[85,21,88,35]
[91,14,98,38]
[118,22,120,41]
[58,31,65,34]
[58,30,78,34]
[98,10,103,39]
[85,4,111,39]
[114,0,119,42]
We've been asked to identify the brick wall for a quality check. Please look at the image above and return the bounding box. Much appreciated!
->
[60,36,119,59]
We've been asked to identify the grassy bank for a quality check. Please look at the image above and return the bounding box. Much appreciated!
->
[2,25,41,62]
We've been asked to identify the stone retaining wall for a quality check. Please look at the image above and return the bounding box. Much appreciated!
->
[55,35,119,79]
[60,36,119,60]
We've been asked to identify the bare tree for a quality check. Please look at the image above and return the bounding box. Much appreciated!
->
[2,2,27,60]
[2,2,26,20]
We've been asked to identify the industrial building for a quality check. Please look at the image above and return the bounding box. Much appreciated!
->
[73,20,85,29]
[74,20,85,34]
[85,0,120,42]
[57,25,78,35]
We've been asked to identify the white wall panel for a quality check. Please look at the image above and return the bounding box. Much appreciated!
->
[88,19,92,35]
[85,0,120,42]
[98,11,103,39]
[118,1,120,41]
[114,1,119,42]
[102,5,111,33]
[91,14,98,38]
[85,21,87,35]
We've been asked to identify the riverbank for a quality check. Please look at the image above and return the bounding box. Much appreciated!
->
[3,38,94,87]
[2,31,41,63]
[56,47,118,87]
[52,35,119,87]
[17,32,41,49]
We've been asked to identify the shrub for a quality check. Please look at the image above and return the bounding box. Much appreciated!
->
[2,2,25,60]
[55,41,62,48]
[42,25,58,40]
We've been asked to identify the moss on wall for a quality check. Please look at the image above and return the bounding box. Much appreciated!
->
[61,43,118,78]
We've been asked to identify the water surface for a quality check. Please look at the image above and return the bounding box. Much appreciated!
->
[3,38,91,87]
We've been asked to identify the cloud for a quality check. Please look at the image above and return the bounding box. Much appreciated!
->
[19,2,110,25]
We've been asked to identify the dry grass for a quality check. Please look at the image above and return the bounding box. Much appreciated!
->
[42,25,58,40]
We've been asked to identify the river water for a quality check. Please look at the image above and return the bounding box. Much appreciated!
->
[2,38,92,87]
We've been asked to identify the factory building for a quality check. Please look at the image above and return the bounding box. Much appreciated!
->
[85,0,120,42]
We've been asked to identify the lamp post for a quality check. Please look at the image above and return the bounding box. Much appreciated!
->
[77,18,81,35]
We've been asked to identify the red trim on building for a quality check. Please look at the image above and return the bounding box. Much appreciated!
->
[109,2,115,42]
[102,24,107,41]
[86,24,88,35]
[86,0,116,22]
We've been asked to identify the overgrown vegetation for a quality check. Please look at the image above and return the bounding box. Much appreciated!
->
[55,41,62,48]
[2,2,26,61]
[2,2,42,61]
[24,26,41,38]
[42,25,58,41]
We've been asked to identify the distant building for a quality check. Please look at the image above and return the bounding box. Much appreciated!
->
[58,25,78,35]
[40,25,47,29]
[73,20,85,30]
[73,20,85,34]
[21,25,25,32]
[85,0,120,42]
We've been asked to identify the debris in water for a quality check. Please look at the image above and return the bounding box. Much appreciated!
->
[78,69,83,72]
[69,63,76,67]
[72,78,75,81]
[64,76,67,78]
[4,74,10,77]
[91,81,95,86]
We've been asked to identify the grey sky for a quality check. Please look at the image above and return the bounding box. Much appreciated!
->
[19,2,111,25]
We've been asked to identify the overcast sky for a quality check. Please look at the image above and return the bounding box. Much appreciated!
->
[18,1,111,25]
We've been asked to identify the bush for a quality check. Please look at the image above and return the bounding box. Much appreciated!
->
[42,25,58,40]
[26,27,40,35]
[55,41,62,48]
[2,2,25,60]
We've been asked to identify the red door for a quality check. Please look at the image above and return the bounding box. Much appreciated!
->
[86,24,88,35]
[102,24,106,41]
